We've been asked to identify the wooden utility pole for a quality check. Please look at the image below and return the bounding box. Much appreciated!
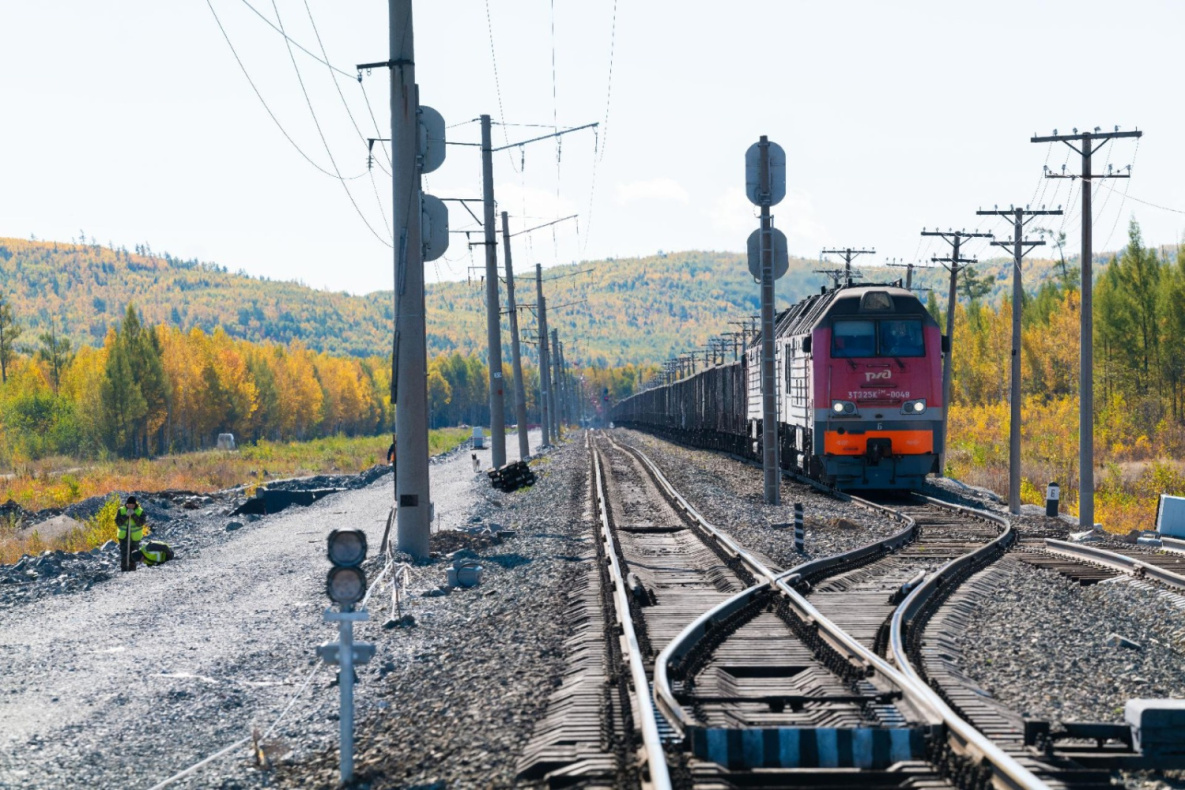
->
[1032,126,1142,529]
[819,247,876,287]
[977,206,1062,514]
[921,228,992,475]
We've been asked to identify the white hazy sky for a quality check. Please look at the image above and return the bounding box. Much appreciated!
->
[2,1,1183,295]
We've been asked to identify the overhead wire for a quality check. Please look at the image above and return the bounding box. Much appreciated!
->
[1030,141,1053,209]
[301,0,392,176]
[1095,183,1185,217]
[1102,137,1143,251]
[237,0,354,78]
[358,83,394,169]
[484,0,520,171]
[205,0,368,181]
[581,0,619,254]
[269,0,393,247]
[550,0,562,263]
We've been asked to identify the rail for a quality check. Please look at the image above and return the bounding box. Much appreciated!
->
[606,434,776,584]
[1043,538,1185,590]
[589,435,673,790]
[1162,536,1185,554]
[888,495,1045,790]
[629,434,934,739]
[616,434,1046,787]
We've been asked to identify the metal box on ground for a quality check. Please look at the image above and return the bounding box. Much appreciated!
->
[1156,495,1185,537]
[472,427,485,449]
[1126,699,1185,758]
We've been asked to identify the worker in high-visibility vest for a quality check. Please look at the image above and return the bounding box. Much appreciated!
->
[115,496,147,572]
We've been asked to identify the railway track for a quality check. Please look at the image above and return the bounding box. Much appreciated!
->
[522,431,1064,789]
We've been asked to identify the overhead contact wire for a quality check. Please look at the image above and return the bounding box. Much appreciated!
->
[205,0,368,181]
[301,0,392,176]
[269,0,393,247]
[582,0,619,253]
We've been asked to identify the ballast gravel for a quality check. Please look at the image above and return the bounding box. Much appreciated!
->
[610,428,904,569]
[277,436,592,789]
[0,434,591,790]
[954,562,1185,727]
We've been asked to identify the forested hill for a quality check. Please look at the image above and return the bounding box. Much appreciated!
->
[0,236,1141,366]
[0,238,389,358]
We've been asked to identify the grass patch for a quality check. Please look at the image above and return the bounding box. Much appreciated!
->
[0,428,469,564]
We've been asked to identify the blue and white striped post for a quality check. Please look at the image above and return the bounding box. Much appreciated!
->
[794,503,805,553]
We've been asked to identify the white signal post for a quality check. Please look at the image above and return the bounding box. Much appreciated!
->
[319,530,375,784]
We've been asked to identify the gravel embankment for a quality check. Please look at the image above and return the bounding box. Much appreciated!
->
[611,428,906,569]
[279,436,592,789]
[0,464,396,610]
[953,560,1185,726]
[0,434,590,790]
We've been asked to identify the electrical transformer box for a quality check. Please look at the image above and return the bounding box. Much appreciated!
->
[1156,494,1185,537]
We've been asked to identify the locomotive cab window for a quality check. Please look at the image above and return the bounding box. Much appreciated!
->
[879,320,925,357]
[832,321,876,358]
[832,318,925,358]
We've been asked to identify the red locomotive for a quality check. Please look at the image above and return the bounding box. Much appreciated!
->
[614,283,946,490]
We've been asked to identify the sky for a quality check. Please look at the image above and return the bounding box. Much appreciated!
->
[2,1,1183,296]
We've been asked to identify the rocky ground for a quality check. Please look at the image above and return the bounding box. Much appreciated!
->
[0,432,589,790]
[278,433,591,789]
[0,464,395,610]
[956,559,1185,726]
[612,428,908,569]
[6,422,1182,790]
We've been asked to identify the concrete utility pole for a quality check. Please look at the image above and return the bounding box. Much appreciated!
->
[535,265,551,448]
[1032,127,1142,529]
[557,340,569,425]
[820,247,876,286]
[479,115,507,469]
[977,206,1062,515]
[551,329,562,437]
[921,229,993,475]
[388,0,430,560]
[476,120,594,461]
[501,212,530,461]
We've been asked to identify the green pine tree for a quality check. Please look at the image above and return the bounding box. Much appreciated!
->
[0,295,22,384]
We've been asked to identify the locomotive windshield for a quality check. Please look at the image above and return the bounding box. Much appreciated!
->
[832,319,924,358]
[879,320,925,356]
[832,321,876,357]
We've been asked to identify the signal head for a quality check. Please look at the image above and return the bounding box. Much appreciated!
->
[327,529,368,568]
[327,566,367,606]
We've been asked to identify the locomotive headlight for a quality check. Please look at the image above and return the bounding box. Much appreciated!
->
[901,399,927,414]
[831,401,857,415]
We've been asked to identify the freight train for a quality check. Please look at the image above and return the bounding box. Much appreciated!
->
[611,283,946,490]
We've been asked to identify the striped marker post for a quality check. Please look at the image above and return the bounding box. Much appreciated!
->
[794,503,805,553]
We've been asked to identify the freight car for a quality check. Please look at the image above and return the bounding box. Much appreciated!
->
[613,283,946,490]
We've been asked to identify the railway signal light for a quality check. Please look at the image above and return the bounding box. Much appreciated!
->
[319,528,375,784]
[326,529,367,607]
